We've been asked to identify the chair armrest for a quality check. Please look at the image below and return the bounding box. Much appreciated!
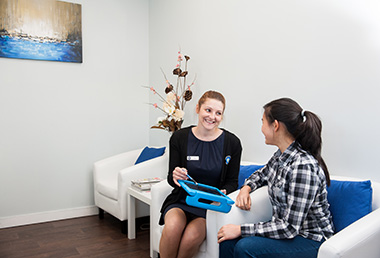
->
[205,186,272,257]
[118,153,169,197]
[151,180,173,218]
[93,149,142,180]
[318,208,380,258]
[151,180,173,253]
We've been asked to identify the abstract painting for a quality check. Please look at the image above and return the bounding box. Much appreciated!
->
[0,0,82,63]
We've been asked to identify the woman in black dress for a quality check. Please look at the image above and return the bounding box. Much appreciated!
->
[159,90,242,258]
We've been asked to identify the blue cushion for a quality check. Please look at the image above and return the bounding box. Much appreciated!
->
[327,180,372,233]
[238,164,264,188]
[134,146,166,165]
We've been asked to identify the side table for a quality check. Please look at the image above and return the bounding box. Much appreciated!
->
[127,187,153,257]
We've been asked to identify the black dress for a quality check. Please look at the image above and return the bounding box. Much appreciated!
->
[162,130,225,220]
[158,126,242,226]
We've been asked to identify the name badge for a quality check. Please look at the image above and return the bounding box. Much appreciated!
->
[187,156,199,161]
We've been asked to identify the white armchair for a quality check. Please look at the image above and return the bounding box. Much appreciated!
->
[93,147,168,233]
[207,176,380,258]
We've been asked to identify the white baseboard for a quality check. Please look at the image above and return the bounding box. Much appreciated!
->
[0,206,99,229]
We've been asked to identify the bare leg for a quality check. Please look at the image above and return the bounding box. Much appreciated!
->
[159,208,187,258]
[177,217,206,258]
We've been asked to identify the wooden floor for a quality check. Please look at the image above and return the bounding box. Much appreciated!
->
[0,214,151,258]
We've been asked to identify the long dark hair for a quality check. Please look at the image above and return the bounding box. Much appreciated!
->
[263,98,330,185]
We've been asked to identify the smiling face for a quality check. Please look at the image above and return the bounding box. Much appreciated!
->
[196,98,224,131]
[261,112,275,146]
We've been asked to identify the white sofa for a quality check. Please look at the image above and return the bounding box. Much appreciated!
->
[151,167,380,258]
[93,147,168,233]
[207,175,380,258]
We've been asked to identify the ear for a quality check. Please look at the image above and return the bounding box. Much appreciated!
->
[273,120,280,132]
[195,104,200,114]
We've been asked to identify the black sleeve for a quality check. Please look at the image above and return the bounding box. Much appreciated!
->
[167,128,188,188]
[221,133,242,194]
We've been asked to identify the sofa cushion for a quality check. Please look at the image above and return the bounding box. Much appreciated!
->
[238,164,264,188]
[327,180,372,232]
[135,146,166,165]
[97,178,118,201]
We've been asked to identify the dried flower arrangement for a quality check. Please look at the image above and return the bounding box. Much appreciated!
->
[145,50,196,133]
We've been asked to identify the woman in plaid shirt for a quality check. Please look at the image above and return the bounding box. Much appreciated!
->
[218,98,334,258]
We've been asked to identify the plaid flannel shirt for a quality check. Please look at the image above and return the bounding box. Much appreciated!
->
[242,142,334,241]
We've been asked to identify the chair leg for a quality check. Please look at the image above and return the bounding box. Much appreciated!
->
[121,220,128,235]
[98,208,104,219]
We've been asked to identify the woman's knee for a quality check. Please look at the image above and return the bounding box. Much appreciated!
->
[165,209,186,228]
[233,237,262,258]
[235,237,254,250]
[161,209,187,239]
[219,239,239,258]
[181,218,206,245]
[234,239,250,257]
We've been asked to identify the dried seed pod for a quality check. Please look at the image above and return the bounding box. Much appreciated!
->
[175,120,183,131]
[184,55,190,61]
[184,89,193,101]
[179,71,188,77]
[173,68,182,75]
[165,84,173,94]
[169,119,177,132]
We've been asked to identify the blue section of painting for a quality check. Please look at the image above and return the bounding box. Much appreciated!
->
[0,35,82,63]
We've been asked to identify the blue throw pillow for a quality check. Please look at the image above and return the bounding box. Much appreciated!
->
[327,180,372,233]
[238,164,264,188]
[134,146,166,165]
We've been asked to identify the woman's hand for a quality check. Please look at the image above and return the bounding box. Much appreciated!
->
[235,185,252,210]
[172,167,188,187]
[217,224,241,243]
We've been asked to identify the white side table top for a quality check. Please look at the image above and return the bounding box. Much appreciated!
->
[127,187,152,205]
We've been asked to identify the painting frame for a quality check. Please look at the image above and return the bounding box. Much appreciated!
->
[0,0,82,63]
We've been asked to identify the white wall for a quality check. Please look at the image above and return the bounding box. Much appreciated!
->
[2,0,380,227]
[149,0,380,181]
[0,0,149,224]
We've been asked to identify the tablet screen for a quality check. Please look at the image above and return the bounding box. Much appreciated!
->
[184,181,223,196]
